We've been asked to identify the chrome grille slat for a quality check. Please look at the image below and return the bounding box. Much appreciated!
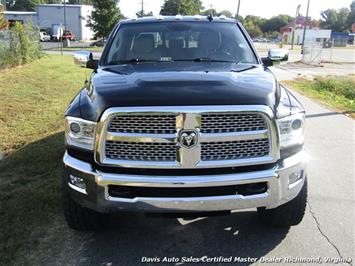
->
[201,139,270,161]
[106,141,176,161]
[201,113,267,133]
[109,115,176,134]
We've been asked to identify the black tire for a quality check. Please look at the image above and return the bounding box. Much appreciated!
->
[258,178,307,227]
[63,184,104,231]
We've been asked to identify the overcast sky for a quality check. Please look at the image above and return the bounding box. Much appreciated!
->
[118,0,353,19]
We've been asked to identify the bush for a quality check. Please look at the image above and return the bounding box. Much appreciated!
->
[0,22,43,69]
[314,77,355,100]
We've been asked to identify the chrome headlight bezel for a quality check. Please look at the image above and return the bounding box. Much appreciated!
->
[65,116,97,150]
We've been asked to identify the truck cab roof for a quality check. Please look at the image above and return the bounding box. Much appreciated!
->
[119,15,237,25]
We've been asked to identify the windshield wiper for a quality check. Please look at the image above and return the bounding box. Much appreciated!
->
[109,59,167,65]
[174,58,236,63]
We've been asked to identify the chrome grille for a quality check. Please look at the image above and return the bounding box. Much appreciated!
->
[201,113,267,133]
[201,139,270,161]
[109,115,176,134]
[106,141,176,161]
[97,106,278,169]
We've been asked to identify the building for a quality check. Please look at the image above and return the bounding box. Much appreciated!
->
[3,11,38,25]
[331,32,353,47]
[283,28,331,45]
[280,15,331,46]
[4,4,94,40]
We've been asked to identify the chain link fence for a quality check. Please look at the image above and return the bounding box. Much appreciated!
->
[302,38,355,65]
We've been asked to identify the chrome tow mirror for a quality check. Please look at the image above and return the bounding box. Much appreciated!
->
[268,48,289,62]
[74,51,94,68]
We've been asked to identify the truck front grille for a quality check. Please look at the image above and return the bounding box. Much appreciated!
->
[106,141,176,161]
[201,139,270,161]
[96,106,278,169]
[201,113,267,133]
[109,115,176,134]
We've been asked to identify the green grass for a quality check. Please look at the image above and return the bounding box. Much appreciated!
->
[0,55,91,264]
[285,76,355,117]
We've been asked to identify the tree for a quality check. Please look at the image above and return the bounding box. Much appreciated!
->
[201,9,232,17]
[68,0,93,4]
[321,8,350,32]
[136,10,153,17]
[348,1,355,31]
[160,0,203,15]
[0,4,10,30]
[87,0,123,39]
[243,20,262,38]
[7,0,44,11]
[261,14,292,33]
[218,10,233,18]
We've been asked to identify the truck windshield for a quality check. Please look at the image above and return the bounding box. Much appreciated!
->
[104,22,258,65]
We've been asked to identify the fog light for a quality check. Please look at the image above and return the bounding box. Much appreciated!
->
[289,170,303,185]
[69,175,86,189]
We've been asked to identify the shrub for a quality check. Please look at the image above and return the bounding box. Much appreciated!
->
[0,22,43,69]
[314,77,355,100]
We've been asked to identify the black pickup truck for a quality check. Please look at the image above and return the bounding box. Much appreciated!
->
[64,16,307,230]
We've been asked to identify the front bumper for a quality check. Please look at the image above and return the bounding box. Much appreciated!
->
[63,151,307,213]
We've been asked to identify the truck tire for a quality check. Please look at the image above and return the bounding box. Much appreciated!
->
[257,178,307,227]
[63,184,104,231]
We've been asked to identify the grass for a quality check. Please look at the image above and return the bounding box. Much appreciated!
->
[285,76,355,117]
[44,45,103,52]
[0,55,91,265]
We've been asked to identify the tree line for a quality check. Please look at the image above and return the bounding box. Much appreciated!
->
[2,0,355,40]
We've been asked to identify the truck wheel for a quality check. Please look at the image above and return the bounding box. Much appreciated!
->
[258,178,307,227]
[63,184,104,231]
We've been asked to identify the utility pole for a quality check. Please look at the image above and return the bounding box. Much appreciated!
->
[291,4,301,50]
[62,0,68,48]
[63,0,67,33]
[140,0,144,17]
[301,0,310,53]
[236,0,241,18]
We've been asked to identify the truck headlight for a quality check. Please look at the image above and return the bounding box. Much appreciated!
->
[65,117,96,150]
[277,113,305,149]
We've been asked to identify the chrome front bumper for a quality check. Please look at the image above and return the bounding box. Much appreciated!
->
[63,151,307,213]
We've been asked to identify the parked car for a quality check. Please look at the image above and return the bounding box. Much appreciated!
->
[51,30,75,41]
[62,30,75,41]
[90,39,106,47]
[39,31,51,42]
[65,16,307,231]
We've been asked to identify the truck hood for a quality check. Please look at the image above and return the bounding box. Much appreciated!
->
[78,62,279,121]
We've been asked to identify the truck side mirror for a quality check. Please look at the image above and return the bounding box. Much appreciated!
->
[74,51,98,69]
[262,57,273,67]
[268,48,289,62]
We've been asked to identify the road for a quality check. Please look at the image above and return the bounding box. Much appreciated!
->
[38,66,354,265]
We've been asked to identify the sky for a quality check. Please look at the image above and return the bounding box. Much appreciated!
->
[118,0,353,19]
